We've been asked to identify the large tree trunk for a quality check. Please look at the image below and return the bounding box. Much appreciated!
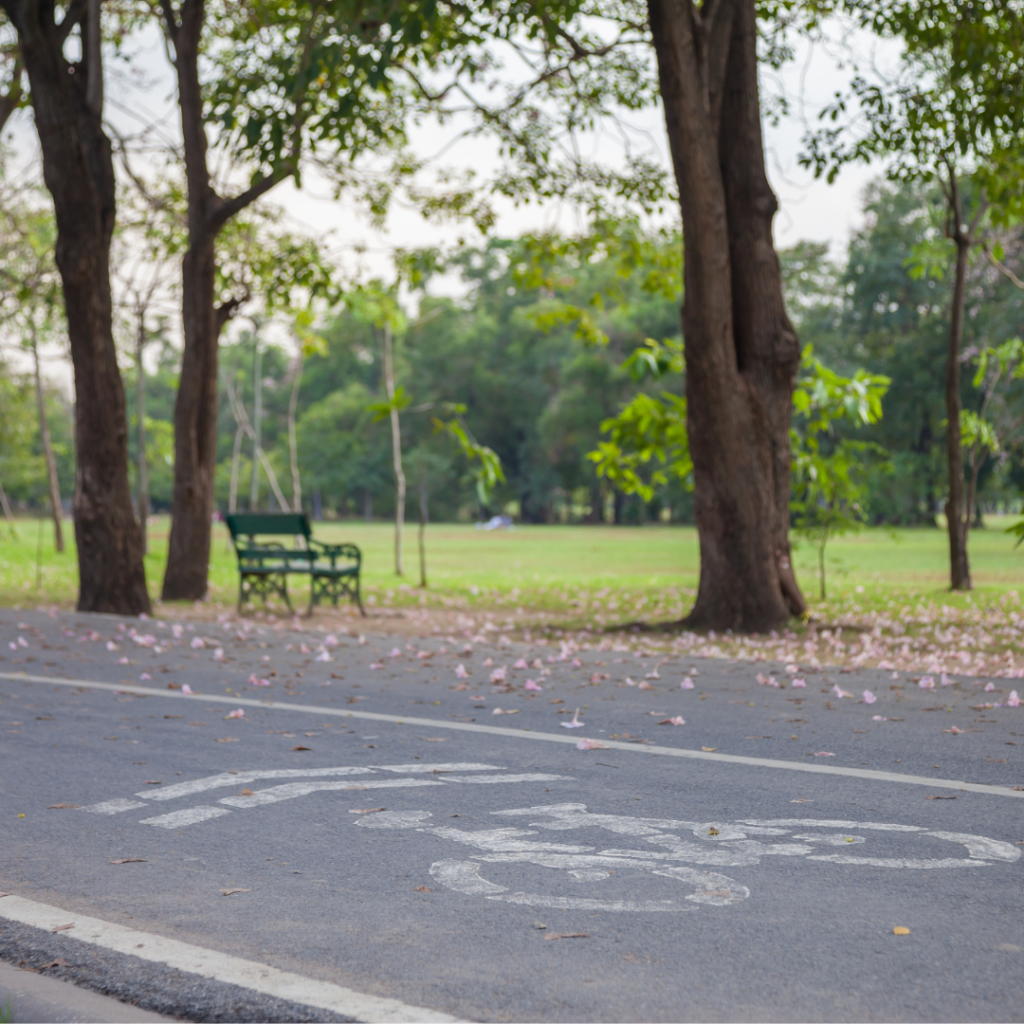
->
[945,233,972,590]
[647,0,804,632]
[30,328,64,553]
[161,0,222,600]
[3,0,149,614]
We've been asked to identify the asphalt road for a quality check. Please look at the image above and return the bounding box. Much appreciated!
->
[0,608,1022,1022]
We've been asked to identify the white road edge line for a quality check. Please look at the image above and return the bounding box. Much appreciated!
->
[3,670,1022,800]
[0,893,462,1024]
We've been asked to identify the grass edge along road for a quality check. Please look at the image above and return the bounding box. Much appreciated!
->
[2,516,1024,679]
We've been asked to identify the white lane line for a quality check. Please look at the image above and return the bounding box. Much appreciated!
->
[140,806,232,829]
[5,670,1023,800]
[0,894,461,1024]
[219,778,443,808]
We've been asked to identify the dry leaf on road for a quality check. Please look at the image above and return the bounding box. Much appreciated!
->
[48,804,79,809]
[220,889,251,896]
[51,923,74,933]
[413,886,432,892]
[292,745,311,751]
[214,737,239,743]
[348,807,386,814]
[109,858,146,864]
[926,795,956,800]
[543,932,588,941]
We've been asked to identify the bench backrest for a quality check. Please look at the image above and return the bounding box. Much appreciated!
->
[225,512,312,544]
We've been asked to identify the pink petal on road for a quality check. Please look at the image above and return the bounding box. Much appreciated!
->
[561,708,584,729]
[680,678,695,689]
[226,709,245,719]
[812,751,835,757]
[943,726,963,734]
[492,708,519,716]
[181,684,193,695]
[863,690,877,704]
[513,658,529,670]
[918,676,936,690]
[140,673,151,681]
[1007,690,1021,707]
[791,678,806,688]
[872,715,889,721]
[455,664,470,679]
[577,737,609,750]
[985,682,995,692]
[524,679,542,691]
[833,685,853,699]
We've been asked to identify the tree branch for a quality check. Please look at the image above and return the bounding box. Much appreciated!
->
[207,171,285,235]
[57,0,88,44]
[984,243,1024,291]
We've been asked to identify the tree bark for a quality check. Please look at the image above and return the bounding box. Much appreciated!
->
[160,0,225,599]
[2,0,149,614]
[135,311,149,553]
[383,324,405,574]
[30,326,64,552]
[945,232,972,590]
[647,0,804,632]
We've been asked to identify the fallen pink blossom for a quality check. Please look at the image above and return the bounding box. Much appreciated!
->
[785,664,799,675]
[513,658,529,670]
[576,737,609,750]
[871,715,888,721]
[561,709,584,729]
[680,678,695,690]
[226,709,245,719]
[389,647,401,658]
[571,658,583,669]
[625,677,637,687]
[918,676,936,690]
[862,690,877,704]
[1008,690,1021,707]
[455,664,470,679]
[985,682,995,692]
[490,667,507,683]
[181,684,194,695]
[833,685,853,699]
[943,726,963,734]
[791,678,807,688]
[524,679,542,691]
[638,680,653,690]
[941,673,954,686]
[492,707,519,715]
[812,751,835,757]
[369,662,384,670]
[659,716,685,726]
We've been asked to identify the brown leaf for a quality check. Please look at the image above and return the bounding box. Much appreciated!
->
[215,737,239,743]
[240,788,254,796]
[166,683,180,689]
[701,746,716,752]
[543,932,588,941]
[292,745,311,751]
[48,804,79,809]
[348,807,386,814]
[143,781,162,785]
[220,888,251,896]
[413,886,432,892]
[51,923,74,933]
[422,737,448,742]
[110,858,146,864]
[926,795,956,800]
[164,715,183,719]
[40,959,69,969]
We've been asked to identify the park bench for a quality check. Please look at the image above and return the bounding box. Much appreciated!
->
[224,512,364,617]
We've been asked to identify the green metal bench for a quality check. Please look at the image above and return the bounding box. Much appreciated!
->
[224,512,365,616]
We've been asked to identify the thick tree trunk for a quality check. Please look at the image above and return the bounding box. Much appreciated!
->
[4,0,149,613]
[647,0,804,632]
[31,329,64,552]
[161,0,221,600]
[945,234,971,590]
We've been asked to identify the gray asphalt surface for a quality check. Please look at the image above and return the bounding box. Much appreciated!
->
[1,608,1022,1022]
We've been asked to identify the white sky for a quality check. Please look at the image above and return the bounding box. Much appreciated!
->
[3,15,893,389]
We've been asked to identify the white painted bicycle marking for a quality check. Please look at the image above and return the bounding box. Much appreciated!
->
[352,803,1021,913]
[77,764,571,829]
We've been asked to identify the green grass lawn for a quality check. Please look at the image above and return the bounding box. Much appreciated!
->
[2,514,1023,624]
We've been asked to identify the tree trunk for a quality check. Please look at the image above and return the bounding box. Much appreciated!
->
[135,312,149,553]
[250,326,263,510]
[945,233,972,590]
[647,0,804,632]
[3,0,149,613]
[30,327,64,552]
[161,0,223,600]
[288,349,303,511]
[418,460,428,588]
[382,324,405,574]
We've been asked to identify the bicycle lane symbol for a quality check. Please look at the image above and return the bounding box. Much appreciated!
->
[354,802,1022,913]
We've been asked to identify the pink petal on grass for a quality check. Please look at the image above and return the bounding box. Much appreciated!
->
[576,737,609,750]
